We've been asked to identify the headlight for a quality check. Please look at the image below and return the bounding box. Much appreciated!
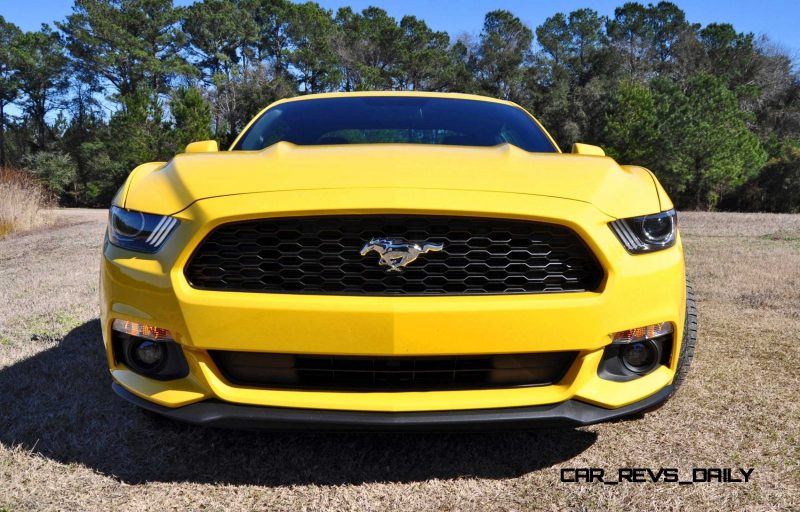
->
[609,209,677,253]
[107,206,179,253]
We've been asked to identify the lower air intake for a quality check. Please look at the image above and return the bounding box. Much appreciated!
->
[210,351,578,391]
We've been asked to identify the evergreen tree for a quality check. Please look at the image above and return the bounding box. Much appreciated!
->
[171,86,212,149]
[473,10,533,100]
[0,0,795,212]
[58,0,193,99]
[287,2,340,93]
[183,0,256,80]
[396,16,452,91]
[604,74,767,208]
[0,17,21,167]
[13,25,69,149]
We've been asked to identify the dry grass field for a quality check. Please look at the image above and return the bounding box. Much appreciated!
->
[0,209,798,511]
[0,169,52,239]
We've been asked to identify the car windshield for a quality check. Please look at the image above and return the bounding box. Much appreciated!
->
[233,96,558,153]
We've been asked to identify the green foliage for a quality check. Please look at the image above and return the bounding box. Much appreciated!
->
[0,16,22,167]
[603,79,658,164]
[76,140,119,206]
[668,74,766,208]
[209,64,296,146]
[531,8,614,147]
[183,0,256,78]
[606,2,690,78]
[1,1,798,212]
[333,6,404,91]
[58,0,194,98]
[171,86,212,150]
[474,10,533,100]
[109,87,169,166]
[0,17,21,108]
[722,143,800,213]
[23,150,77,197]
[12,25,68,149]
[605,74,767,208]
[395,16,451,91]
[287,2,340,93]
[699,23,760,92]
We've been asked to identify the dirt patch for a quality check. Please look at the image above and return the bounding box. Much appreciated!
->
[0,210,798,511]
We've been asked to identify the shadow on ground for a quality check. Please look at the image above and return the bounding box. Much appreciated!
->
[0,320,597,485]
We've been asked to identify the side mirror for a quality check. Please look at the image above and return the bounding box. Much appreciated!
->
[571,143,605,156]
[185,140,219,153]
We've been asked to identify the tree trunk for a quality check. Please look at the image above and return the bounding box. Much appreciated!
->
[0,102,5,168]
[36,100,46,149]
[692,158,704,209]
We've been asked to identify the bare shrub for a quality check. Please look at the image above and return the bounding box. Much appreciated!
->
[0,168,51,237]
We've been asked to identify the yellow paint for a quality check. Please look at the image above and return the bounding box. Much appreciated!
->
[102,91,686,413]
[111,368,208,407]
[117,92,661,220]
[622,165,675,211]
[185,140,219,153]
[571,142,606,156]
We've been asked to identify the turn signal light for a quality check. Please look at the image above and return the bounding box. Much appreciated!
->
[112,319,173,341]
[612,322,673,344]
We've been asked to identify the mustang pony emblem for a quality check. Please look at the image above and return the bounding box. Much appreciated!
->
[360,238,444,272]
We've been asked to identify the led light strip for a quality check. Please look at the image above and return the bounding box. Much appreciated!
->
[145,216,169,244]
[610,220,644,251]
[146,217,178,248]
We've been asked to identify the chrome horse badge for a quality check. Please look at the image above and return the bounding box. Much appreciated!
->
[360,238,444,272]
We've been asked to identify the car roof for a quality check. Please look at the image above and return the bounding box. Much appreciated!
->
[270,91,517,108]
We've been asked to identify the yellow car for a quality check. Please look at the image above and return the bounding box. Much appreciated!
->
[101,91,697,430]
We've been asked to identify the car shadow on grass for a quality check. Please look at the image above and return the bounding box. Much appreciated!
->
[0,320,597,485]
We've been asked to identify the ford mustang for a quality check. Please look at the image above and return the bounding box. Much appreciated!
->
[101,91,697,430]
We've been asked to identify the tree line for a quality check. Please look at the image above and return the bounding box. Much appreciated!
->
[0,0,798,211]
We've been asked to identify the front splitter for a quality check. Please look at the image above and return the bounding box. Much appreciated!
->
[113,382,673,431]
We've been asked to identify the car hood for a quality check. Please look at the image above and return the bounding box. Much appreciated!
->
[122,142,663,219]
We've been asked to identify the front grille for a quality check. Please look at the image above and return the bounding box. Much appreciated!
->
[185,215,603,295]
[210,351,578,391]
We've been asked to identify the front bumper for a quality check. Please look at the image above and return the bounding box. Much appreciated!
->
[101,188,686,417]
[113,382,674,430]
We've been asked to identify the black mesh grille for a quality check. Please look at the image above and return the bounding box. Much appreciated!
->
[210,351,578,391]
[185,215,603,295]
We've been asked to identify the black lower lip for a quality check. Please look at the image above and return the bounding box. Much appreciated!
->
[112,381,674,431]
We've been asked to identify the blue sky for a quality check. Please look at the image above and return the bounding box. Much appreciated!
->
[2,0,799,55]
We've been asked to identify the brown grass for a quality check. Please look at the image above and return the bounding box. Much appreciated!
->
[0,210,798,511]
[0,168,51,238]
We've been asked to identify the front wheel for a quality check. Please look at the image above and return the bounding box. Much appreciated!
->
[639,279,697,417]
[672,278,698,390]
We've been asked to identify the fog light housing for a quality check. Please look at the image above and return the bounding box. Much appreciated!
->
[599,322,674,382]
[111,319,188,380]
[620,340,659,374]
[127,339,166,372]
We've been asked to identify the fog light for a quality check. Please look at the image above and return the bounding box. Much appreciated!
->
[130,339,165,370]
[600,322,673,381]
[620,340,659,374]
[111,319,188,379]
[612,322,673,344]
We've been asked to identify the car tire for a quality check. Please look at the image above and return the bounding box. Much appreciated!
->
[671,278,698,390]
[639,279,697,416]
